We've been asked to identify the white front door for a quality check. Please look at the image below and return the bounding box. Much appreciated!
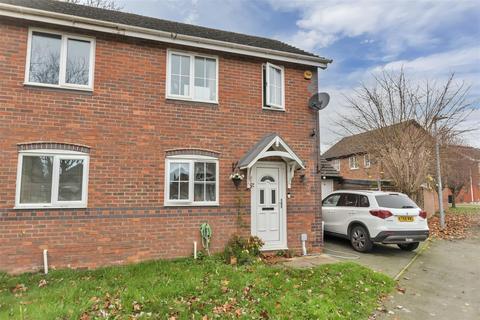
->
[251,162,287,250]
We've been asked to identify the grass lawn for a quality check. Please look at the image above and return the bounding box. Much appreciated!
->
[447,204,480,215]
[0,258,394,319]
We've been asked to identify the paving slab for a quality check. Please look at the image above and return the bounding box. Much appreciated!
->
[282,254,338,268]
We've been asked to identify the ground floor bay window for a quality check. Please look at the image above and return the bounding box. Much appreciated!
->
[15,149,89,209]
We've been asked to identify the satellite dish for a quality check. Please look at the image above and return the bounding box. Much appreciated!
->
[308,92,330,111]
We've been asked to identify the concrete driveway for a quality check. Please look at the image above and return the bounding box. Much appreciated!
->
[323,235,420,277]
[375,229,480,320]
[323,228,480,320]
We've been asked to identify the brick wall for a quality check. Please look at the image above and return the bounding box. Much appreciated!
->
[0,19,322,274]
[334,156,383,181]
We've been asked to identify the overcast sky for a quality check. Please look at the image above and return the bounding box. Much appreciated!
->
[117,0,480,150]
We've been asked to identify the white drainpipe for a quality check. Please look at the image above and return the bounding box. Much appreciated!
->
[43,249,48,274]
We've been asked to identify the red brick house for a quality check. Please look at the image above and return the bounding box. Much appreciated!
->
[323,123,480,212]
[0,0,332,273]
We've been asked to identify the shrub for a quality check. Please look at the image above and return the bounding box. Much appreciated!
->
[224,235,264,265]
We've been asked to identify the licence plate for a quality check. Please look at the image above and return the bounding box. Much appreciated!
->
[398,216,414,222]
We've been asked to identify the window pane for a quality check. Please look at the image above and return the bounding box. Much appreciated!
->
[375,195,418,209]
[170,163,179,181]
[206,183,216,201]
[171,54,181,75]
[322,194,340,207]
[170,75,180,95]
[358,195,370,208]
[169,181,179,200]
[180,55,190,75]
[194,77,205,87]
[259,189,265,204]
[58,159,84,201]
[66,39,91,85]
[206,163,216,181]
[207,79,216,101]
[260,175,275,183]
[271,189,276,204]
[179,182,189,199]
[180,75,190,96]
[194,183,205,201]
[195,162,205,181]
[205,58,216,79]
[194,57,205,78]
[20,156,53,203]
[29,32,61,84]
[275,87,282,106]
[269,84,276,105]
[179,163,189,181]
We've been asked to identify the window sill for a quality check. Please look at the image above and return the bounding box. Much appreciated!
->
[24,82,93,93]
[166,96,218,106]
[262,106,286,112]
[164,202,220,207]
[350,168,359,170]
[14,205,87,210]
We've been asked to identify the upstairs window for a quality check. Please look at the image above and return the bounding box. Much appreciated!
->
[25,29,95,90]
[364,154,371,168]
[16,150,89,208]
[349,155,359,170]
[167,50,218,103]
[165,156,219,206]
[263,62,285,110]
[331,159,340,171]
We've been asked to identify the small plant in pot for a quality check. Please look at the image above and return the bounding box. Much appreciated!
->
[229,172,244,189]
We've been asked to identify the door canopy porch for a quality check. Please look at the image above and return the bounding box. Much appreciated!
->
[237,133,305,188]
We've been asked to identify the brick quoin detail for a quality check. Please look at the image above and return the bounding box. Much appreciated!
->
[0,18,323,274]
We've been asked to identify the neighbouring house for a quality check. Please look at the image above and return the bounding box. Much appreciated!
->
[0,0,332,273]
[319,157,342,198]
[322,128,396,192]
[444,145,480,204]
[323,121,479,214]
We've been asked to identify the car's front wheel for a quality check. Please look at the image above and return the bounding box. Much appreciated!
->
[350,225,373,252]
[397,242,419,251]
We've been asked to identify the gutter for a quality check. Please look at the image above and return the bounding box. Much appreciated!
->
[0,3,332,69]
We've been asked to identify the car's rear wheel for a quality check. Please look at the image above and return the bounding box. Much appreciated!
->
[350,225,373,252]
[397,242,419,251]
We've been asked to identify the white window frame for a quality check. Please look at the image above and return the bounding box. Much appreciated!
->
[364,154,371,168]
[164,155,219,206]
[15,149,89,209]
[349,155,359,170]
[264,62,285,110]
[24,27,96,91]
[166,49,219,104]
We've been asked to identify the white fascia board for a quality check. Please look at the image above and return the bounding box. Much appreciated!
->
[0,3,331,68]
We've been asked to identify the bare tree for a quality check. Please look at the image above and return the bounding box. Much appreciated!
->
[338,69,474,199]
[442,146,475,208]
[63,0,123,11]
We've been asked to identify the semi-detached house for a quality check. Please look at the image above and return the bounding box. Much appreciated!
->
[0,0,332,273]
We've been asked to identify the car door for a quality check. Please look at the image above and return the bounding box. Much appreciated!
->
[322,193,341,233]
[333,193,358,235]
[344,194,371,234]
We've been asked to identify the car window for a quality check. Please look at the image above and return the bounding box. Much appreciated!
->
[322,194,340,207]
[337,193,357,207]
[357,195,370,207]
[375,194,418,209]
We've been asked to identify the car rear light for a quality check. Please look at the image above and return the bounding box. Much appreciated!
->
[419,210,427,219]
[370,210,393,219]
